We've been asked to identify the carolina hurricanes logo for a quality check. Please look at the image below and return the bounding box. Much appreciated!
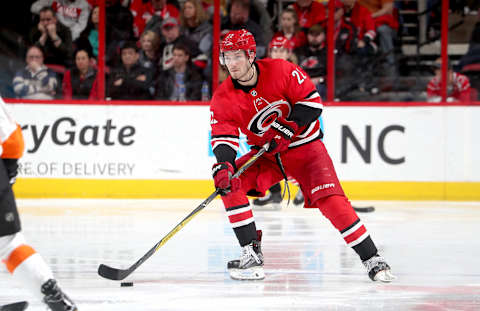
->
[247,99,291,135]
[301,57,319,69]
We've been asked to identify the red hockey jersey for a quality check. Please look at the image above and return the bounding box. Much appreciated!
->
[210,59,323,155]
[342,2,376,41]
[292,1,327,29]
[427,72,472,102]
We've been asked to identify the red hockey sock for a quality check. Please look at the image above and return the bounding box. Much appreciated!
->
[315,195,377,260]
[221,190,258,246]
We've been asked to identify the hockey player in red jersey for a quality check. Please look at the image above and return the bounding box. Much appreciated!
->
[0,96,78,310]
[210,29,395,282]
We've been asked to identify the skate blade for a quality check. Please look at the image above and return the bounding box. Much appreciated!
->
[229,266,265,280]
[374,270,396,282]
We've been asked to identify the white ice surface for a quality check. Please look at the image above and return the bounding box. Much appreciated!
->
[1,199,479,310]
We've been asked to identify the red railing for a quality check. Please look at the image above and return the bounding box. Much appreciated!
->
[4,98,479,107]
[5,0,479,106]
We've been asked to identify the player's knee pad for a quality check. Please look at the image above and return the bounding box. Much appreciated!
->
[0,232,26,260]
[315,195,358,231]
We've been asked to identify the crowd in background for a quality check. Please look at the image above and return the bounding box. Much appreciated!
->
[0,0,479,102]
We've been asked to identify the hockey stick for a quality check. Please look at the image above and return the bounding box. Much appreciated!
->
[98,144,269,281]
[0,302,28,311]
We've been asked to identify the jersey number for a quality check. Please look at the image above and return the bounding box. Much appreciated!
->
[292,69,307,85]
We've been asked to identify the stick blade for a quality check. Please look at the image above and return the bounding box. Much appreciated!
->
[98,264,130,281]
[0,301,29,311]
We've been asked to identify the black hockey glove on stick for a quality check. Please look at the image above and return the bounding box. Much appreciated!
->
[97,143,269,281]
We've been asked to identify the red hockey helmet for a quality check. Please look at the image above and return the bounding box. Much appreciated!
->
[220,29,257,55]
[268,36,294,51]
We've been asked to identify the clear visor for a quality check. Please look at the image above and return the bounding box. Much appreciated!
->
[221,52,246,65]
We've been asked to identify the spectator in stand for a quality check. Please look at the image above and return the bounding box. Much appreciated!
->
[29,6,73,67]
[333,0,379,97]
[160,17,206,71]
[75,5,99,59]
[138,30,161,75]
[31,0,91,41]
[218,0,273,43]
[340,0,377,56]
[272,7,306,50]
[12,46,58,100]
[295,24,327,98]
[427,58,472,102]
[181,0,213,56]
[459,11,480,71]
[107,41,153,100]
[63,48,99,100]
[155,43,203,101]
[471,11,480,45]
[130,0,180,37]
[106,0,136,66]
[221,0,266,58]
[458,12,480,99]
[357,0,398,76]
[292,0,327,29]
[268,36,297,64]
[246,0,274,44]
[202,0,228,19]
[291,0,344,30]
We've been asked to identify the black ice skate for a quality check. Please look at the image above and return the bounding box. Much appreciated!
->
[228,240,264,280]
[252,191,282,210]
[41,279,78,311]
[363,255,396,282]
[293,189,304,206]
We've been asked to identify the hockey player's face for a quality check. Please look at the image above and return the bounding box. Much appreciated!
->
[223,50,252,80]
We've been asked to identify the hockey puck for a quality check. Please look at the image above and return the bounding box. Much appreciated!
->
[120,282,134,287]
[353,206,375,213]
